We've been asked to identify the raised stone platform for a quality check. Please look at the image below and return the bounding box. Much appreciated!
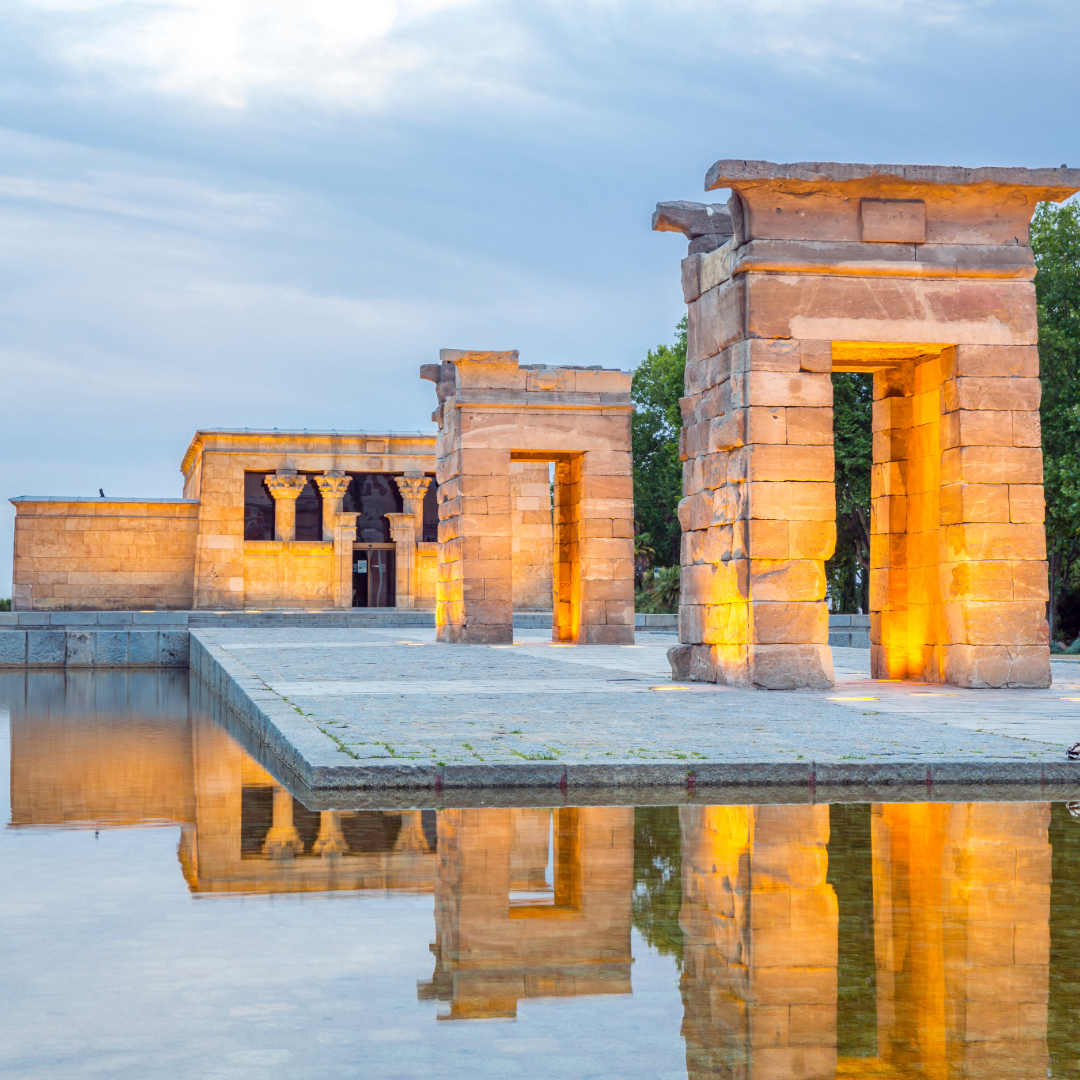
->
[189,625,1080,792]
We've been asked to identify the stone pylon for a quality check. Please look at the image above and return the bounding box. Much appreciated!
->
[658,161,1080,688]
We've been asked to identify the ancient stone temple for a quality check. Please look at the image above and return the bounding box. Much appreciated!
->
[657,160,1080,690]
[423,350,635,644]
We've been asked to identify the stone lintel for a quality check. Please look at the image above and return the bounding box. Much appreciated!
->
[703,159,1080,248]
[705,159,1080,195]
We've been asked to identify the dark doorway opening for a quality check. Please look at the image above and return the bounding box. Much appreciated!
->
[353,545,395,607]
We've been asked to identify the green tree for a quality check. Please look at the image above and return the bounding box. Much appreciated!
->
[827,373,873,613]
[1032,201,1080,640]
[632,806,683,964]
[632,317,686,569]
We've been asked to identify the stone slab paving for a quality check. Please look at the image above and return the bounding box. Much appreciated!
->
[192,627,1080,785]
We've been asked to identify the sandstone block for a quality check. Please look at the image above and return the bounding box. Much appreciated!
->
[799,340,833,373]
[940,446,1043,486]
[744,274,1038,347]
[939,483,1010,525]
[459,448,512,476]
[749,519,789,560]
[948,344,1040,379]
[667,643,692,678]
[945,522,1046,562]
[747,370,833,409]
[871,495,906,535]
[1012,410,1042,447]
[1008,484,1045,523]
[679,604,706,644]
[688,288,722,362]
[745,407,785,444]
[873,395,912,432]
[681,253,703,303]
[941,409,1014,449]
[942,376,1041,413]
[940,560,1014,602]
[749,482,835,521]
[750,559,827,602]
[710,411,747,452]
[752,601,828,644]
[943,601,1049,646]
[747,444,834,482]
[730,337,801,373]
[786,407,833,445]
[1011,560,1049,600]
[789,520,836,561]
[704,601,750,645]
[584,623,634,644]
[749,643,834,690]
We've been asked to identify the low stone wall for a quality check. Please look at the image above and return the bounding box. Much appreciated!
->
[827,614,871,649]
[0,627,190,667]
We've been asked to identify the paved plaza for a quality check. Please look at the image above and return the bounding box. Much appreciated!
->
[192,627,1080,786]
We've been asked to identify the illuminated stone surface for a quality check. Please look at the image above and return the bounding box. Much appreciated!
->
[184,628,1080,784]
[660,160,1080,690]
[424,350,634,645]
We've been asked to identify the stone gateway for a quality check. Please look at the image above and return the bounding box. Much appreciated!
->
[658,160,1080,690]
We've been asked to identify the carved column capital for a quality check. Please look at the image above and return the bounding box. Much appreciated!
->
[265,472,307,542]
[314,473,351,500]
[265,473,308,501]
[394,473,432,501]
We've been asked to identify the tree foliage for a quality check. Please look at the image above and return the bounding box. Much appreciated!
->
[826,373,873,613]
[632,806,684,964]
[632,317,686,569]
[1033,200,1080,639]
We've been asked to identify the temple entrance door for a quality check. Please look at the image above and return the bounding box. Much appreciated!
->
[352,544,396,608]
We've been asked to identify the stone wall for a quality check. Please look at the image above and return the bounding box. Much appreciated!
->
[510,460,554,610]
[242,540,336,609]
[11,498,199,611]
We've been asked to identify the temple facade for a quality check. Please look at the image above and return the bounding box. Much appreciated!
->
[9,426,555,613]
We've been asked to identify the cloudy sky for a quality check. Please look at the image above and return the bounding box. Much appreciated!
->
[2,0,1078,592]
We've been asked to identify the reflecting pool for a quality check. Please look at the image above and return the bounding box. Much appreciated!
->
[2,670,1080,1078]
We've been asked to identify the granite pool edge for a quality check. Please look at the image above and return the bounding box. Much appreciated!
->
[189,631,1080,792]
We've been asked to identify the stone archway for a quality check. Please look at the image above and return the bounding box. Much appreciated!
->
[422,350,635,644]
[656,160,1080,689]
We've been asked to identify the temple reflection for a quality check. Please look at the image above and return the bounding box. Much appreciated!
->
[178,712,436,894]
[2,670,1063,1071]
[417,807,635,1019]
[676,802,1052,1080]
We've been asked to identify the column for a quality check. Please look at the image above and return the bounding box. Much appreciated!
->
[672,316,835,687]
[314,472,351,541]
[938,345,1051,687]
[313,810,347,856]
[333,511,358,609]
[437,447,513,644]
[679,804,838,1080]
[578,449,635,644]
[386,511,416,609]
[264,472,307,542]
[395,472,432,533]
[262,785,303,858]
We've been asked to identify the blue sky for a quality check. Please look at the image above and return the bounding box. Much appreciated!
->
[2,0,1079,594]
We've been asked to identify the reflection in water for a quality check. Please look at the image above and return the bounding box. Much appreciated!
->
[418,808,634,1020]
[2,670,1077,1077]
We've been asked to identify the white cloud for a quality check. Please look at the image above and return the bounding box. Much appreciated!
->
[11,0,1004,112]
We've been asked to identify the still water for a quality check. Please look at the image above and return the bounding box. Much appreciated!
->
[2,671,1080,1080]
